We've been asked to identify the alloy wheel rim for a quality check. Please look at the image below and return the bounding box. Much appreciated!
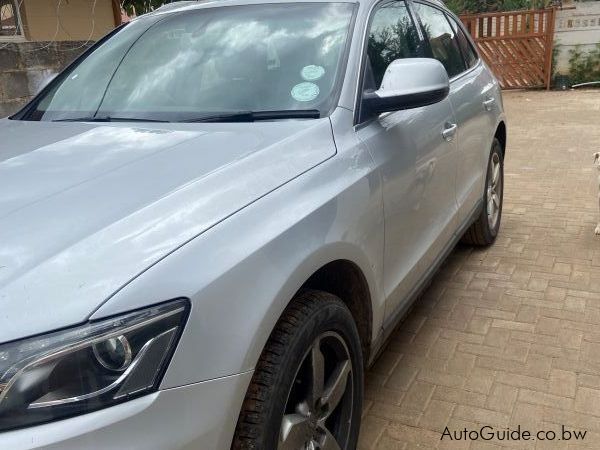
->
[486,152,502,231]
[278,332,353,450]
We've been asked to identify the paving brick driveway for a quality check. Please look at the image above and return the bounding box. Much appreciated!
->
[359,90,600,449]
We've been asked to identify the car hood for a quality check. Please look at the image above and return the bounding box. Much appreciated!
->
[0,118,335,342]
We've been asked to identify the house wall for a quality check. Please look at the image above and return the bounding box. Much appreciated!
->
[20,0,117,41]
[554,2,600,75]
[0,0,118,118]
[0,41,91,117]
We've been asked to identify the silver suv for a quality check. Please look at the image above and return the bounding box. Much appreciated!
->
[0,0,505,449]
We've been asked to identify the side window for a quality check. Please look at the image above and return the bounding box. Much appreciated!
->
[413,2,466,78]
[364,1,421,91]
[448,15,479,69]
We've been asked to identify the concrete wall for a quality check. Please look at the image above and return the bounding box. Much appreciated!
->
[0,1,116,117]
[20,0,117,41]
[554,2,600,75]
[0,41,90,117]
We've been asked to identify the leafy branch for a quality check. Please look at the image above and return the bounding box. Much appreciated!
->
[445,0,556,15]
[568,44,600,85]
[121,0,172,16]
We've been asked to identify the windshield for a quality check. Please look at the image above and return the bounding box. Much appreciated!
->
[20,3,355,122]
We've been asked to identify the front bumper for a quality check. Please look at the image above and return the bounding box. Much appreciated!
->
[0,371,253,450]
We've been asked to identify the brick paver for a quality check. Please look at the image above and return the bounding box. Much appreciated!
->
[359,90,600,449]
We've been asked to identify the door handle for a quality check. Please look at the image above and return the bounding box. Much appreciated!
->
[483,97,496,111]
[442,122,458,142]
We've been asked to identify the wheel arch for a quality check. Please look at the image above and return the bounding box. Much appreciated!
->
[299,259,374,364]
[495,121,507,157]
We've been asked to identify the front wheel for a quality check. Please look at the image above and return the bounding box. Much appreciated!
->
[462,137,504,246]
[232,290,363,450]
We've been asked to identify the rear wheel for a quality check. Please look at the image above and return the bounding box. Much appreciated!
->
[232,290,363,450]
[462,138,504,246]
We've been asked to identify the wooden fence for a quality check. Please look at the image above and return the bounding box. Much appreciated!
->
[460,9,556,89]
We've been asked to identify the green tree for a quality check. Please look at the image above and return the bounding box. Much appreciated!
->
[121,0,172,16]
[123,0,555,17]
[445,0,555,15]
[568,44,600,85]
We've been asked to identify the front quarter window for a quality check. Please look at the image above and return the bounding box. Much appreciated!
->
[20,3,355,122]
[365,1,421,90]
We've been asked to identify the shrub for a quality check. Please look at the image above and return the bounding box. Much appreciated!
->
[568,44,600,86]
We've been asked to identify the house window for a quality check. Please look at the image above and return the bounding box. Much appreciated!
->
[0,0,23,38]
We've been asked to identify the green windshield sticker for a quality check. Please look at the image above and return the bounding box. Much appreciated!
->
[291,82,320,102]
[301,65,325,81]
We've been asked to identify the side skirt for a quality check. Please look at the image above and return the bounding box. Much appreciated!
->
[367,199,483,367]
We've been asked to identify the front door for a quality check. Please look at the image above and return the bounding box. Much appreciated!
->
[355,0,460,322]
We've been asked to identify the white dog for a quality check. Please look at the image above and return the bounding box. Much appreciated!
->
[595,152,600,235]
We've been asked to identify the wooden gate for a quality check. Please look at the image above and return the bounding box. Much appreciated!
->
[460,9,556,89]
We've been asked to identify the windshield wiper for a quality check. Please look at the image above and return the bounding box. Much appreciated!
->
[50,110,320,123]
[179,109,321,123]
[52,116,168,123]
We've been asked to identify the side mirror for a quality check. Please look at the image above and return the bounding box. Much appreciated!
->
[360,58,450,121]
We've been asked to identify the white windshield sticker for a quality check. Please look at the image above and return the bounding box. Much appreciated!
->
[301,65,325,81]
[291,82,320,102]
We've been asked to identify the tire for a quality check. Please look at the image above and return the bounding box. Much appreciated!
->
[232,290,364,450]
[462,138,504,246]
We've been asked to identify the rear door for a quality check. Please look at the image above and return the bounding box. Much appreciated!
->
[413,1,495,223]
[355,0,460,322]
[449,15,500,222]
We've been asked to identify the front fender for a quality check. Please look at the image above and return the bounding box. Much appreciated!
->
[91,133,385,387]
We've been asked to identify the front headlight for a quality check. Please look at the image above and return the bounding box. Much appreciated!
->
[0,299,189,431]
